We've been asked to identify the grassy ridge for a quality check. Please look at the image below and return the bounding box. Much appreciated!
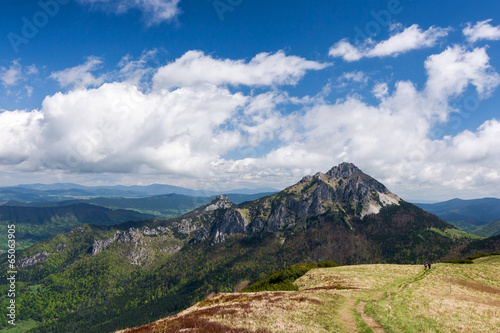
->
[124,256,500,332]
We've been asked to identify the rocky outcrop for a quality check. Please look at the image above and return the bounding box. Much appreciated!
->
[174,218,203,234]
[91,226,171,256]
[96,163,400,248]
[128,247,147,265]
[55,242,67,252]
[204,195,234,212]
[160,245,182,254]
[327,162,361,179]
[210,209,248,243]
[175,163,402,243]
[266,205,295,233]
[18,251,49,268]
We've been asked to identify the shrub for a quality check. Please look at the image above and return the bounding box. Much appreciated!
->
[443,258,473,264]
[241,261,338,292]
[444,251,500,264]
[466,252,500,260]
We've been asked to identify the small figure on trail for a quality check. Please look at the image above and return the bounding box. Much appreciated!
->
[424,262,428,270]
[428,262,431,270]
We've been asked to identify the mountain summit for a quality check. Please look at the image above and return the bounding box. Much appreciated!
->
[296,162,400,218]
[172,162,401,243]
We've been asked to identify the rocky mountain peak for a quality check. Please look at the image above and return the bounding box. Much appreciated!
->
[326,162,362,179]
[286,162,401,220]
[204,195,234,211]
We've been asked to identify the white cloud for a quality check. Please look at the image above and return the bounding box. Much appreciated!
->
[445,119,500,164]
[337,71,368,87]
[0,50,325,180]
[463,19,500,43]
[25,86,34,98]
[329,24,449,61]
[372,82,388,99]
[328,40,363,61]
[0,109,43,166]
[227,45,500,198]
[153,50,329,90]
[32,83,247,176]
[25,65,39,76]
[2,46,500,200]
[1,61,39,99]
[50,57,106,89]
[118,49,158,86]
[1,60,23,87]
[77,0,181,25]
[424,45,500,107]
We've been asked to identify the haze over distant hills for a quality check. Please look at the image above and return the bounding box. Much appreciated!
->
[415,198,500,237]
[0,183,279,202]
[0,192,276,252]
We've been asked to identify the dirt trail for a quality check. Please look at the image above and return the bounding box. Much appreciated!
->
[356,301,385,333]
[338,298,358,332]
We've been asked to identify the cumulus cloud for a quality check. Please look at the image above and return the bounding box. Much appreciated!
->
[0,109,42,166]
[230,45,500,197]
[424,45,500,108]
[77,0,181,25]
[153,50,329,90]
[0,50,324,178]
[50,57,106,89]
[34,83,247,176]
[329,24,449,61]
[463,19,500,43]
[1,45,500,200]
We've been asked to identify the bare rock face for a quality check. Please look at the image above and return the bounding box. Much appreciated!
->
[160,245,182,254]
[18,251,49,268]
[266,205,295,233]
[327,162,360,179]
[204,195,234,211]
[175,218,203,234]
[91,226,172,256]
[201,163,400,237]
[294,162,400,218]
[163,162,400,245]
[211,209,248,244]
[128,247,147,265]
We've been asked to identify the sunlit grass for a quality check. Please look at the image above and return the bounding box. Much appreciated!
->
[119,256,500,333]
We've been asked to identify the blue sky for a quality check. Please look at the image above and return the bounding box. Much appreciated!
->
[1,0,500,201]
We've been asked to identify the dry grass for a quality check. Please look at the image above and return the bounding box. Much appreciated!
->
[374,255,500,333]
[117,256,500,333]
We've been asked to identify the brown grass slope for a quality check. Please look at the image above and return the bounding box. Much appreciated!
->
[117,255,500,333]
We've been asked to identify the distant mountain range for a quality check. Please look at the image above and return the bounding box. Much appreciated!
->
[0,192,275,252]
[0,204,154,252]
[415,198,500,237]
[0,183,279,202]
[2,162,497,332]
